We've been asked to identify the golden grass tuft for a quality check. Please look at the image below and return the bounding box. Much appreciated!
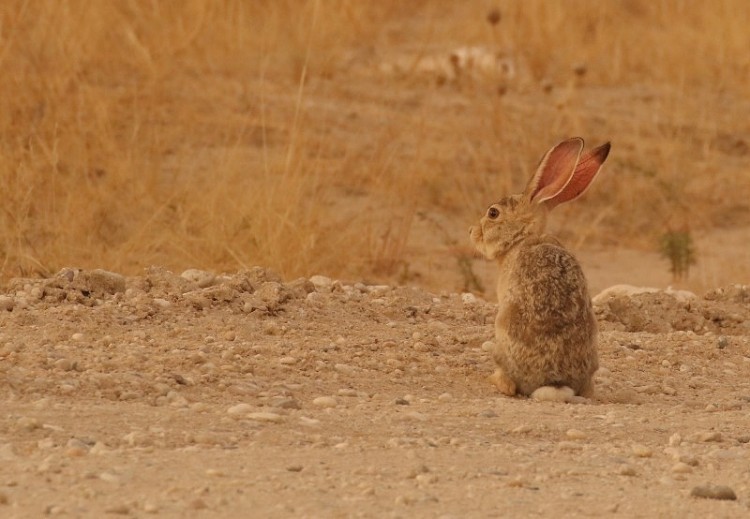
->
[1,1,750,285]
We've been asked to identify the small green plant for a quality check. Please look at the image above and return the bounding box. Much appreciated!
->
[659,228,696,281]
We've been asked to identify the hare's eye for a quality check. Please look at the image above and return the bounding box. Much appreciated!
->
[487,207,500,219]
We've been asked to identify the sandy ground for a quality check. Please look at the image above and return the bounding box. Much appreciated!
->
[1,267,749,518]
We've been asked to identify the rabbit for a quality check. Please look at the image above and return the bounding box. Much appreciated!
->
[469,137,610,401]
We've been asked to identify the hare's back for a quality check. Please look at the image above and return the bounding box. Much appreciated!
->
[510,237,592,337]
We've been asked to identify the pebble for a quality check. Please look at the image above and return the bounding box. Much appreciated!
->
[668,433,682,446]
[287,465,304,472]
[189,498,208,510]
[248,412,283,423]
[395,398,410,406]
[54,358,73,371]
[99,472,121,484]
[309,275,333,290]
[631,444,653,458]
[690,484,736,501]
[312,396,337,408]
[0,491,8,505]
[181,269,216,288]
[460,293,478,304]
[227,403,254,416]
[566,429,587,440]
[481,341,494,352]
[0,296,14,312]
[334,363,356,375]
[616,465,637,476]
[279,356,297,365]
[271,397,301,410]
[672,462,693,474]
[437,393,452,402]
[71,333,84,341]
[104,504,130,515]
[698,431,722,442]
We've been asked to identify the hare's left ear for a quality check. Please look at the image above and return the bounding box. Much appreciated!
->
[524,138,584,204]
[544,142,611,209]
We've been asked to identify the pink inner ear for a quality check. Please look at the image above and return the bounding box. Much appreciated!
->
[545,142,611,209]
[528,138,584,203]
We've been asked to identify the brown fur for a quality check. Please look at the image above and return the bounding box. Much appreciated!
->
[469,138,610,398]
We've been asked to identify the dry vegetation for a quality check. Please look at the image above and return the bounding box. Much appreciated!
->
[1,0,749,287]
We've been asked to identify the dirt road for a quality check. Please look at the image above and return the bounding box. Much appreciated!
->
[1,268,749,517]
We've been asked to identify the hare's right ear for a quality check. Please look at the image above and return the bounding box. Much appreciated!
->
[524,138,584,204]
[544,142,611,209]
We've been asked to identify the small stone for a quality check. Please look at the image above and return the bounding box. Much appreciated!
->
[616,465,637,476]
[309,275,333,290]
[181,269,216,288]
[17,417,40,432]
[248,412,283,423]
[0,491,8,505]
[99,472,121,484]
[312,396,337,408]
[272,398,301,410]
[0,296,14,312]
[287,465,304,472]
[152,298,171,308]
[189,498,208,510]
[512,425,531,434]
[54,358,73,371]
[227,403,253,416]
[104,504,130,515]
[279,356,297,365]
[717,336,729,349]
[690,484,736,500]
[566,429,587,440]
[481,341,494,352]
[334,363,356,375]
[668,433,682,446]
[631,444,653,458]
[71,333,84,342]
[394,398,410,406]
[437,393,452,402]
[143,502,159,513]
[699,431,722,442]
[477,409,497,418]
[460,293,478,304]
[672,462,692,474]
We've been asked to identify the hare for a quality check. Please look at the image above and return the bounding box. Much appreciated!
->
[469,137,610,401]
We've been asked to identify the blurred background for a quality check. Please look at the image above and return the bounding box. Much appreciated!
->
[1,0,749,296]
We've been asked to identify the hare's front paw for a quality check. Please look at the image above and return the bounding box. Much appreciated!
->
[489,369,516,396]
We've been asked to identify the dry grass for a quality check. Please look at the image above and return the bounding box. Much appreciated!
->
[1,0,749,284]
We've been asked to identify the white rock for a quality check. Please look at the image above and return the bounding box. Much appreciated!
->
[312,396,337,408]
[461,292,478,304]
[566,429,587,440]
[181,269,216,288]
[531,386,574,402]
[227,403,254,416]
[248,412,283,423]
[309,275,333,290]
[631,444,653,458]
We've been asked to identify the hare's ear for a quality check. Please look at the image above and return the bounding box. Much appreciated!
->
[524,138,584,204]
[544,142,611,209]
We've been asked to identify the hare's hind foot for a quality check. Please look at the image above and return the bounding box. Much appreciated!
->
[489,369,516,396]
